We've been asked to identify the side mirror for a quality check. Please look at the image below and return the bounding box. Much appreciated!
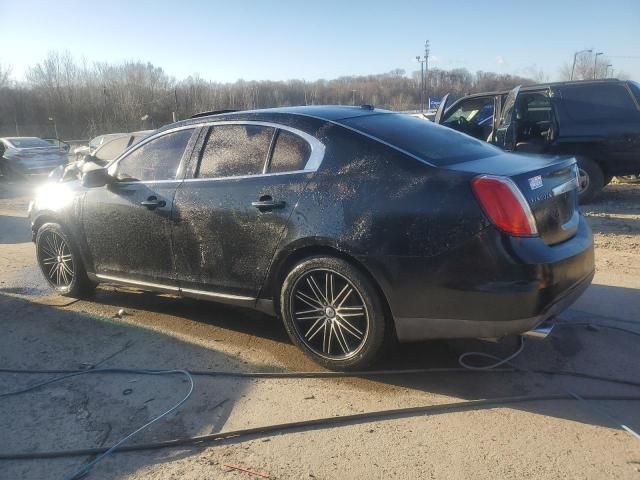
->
[82,167,113,188]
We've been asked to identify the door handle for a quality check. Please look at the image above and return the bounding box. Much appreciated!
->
[251,195,285,211]
[140,196,166,210]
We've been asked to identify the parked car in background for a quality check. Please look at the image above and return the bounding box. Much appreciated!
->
[53,130,153,181]
[435,79,640,202]
[30,106,593,369]
[43,138,71,153]
[72,133,127,160]
[0,137,69,180]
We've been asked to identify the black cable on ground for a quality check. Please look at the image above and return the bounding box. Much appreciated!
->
[1,393,639,462]
[1,320,638,475]
[0,368,194,480]
[2,365,640,387]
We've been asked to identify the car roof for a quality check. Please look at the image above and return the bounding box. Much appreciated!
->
[154,105,393,135]
[458,79,629,100]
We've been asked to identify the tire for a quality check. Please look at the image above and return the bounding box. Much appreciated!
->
[35,222,96,297]
[280,256,391,370]
[576,157,604,204]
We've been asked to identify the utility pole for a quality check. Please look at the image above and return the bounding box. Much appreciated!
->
[571,49,592,80]
[594,52,604,79]
[424,40,430,110]
[173,88,178,122]
[416,40,430,113]
[351,89,357,106]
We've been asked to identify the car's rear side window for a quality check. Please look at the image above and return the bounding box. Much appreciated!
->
[341,113,501,166]
[198,124,274,178]
[268,130,311,173]
[560,84,637,121]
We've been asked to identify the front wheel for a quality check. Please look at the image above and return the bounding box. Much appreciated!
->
[36,223,96,297]
[280,256,391,370]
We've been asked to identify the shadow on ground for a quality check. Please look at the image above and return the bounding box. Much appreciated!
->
[1,286,639,479]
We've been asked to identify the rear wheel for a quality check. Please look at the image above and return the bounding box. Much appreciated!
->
[36,223,96,297]
[280,256,390,370]
[576,157,604,204]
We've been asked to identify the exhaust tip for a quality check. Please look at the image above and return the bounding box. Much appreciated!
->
[523,319,555,339]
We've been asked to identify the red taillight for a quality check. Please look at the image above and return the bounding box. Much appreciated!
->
[471,175,538,237]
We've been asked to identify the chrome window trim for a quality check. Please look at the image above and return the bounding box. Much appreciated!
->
[107,126,198,179]
[182,169,313,183]
[195,120,325,177]
[265,111,439,168]
[107,120,325,182]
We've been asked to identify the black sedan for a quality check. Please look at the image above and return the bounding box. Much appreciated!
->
[28,106,594,369]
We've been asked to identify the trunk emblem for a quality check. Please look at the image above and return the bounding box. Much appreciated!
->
[528,175,543,190]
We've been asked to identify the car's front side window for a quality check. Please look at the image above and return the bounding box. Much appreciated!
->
[115,129,194,182]
[444,97,494,125]
[197,124,274,178]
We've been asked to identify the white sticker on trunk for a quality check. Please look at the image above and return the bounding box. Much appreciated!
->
[528,175,543,190]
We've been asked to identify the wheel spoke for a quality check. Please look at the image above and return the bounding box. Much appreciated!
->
[322,321,330,354]
[306,317,326,341]
[295,292,323,309]
[333,322,350,353]
[295,307,323,316]
[335,287,353,309]
[336,315,364,339]
[329,273,335,303]
[60,261,74,278]
[307,276,328,305]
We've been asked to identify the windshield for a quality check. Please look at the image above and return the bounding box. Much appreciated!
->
[6,137,52,148]
[341,113,501,166]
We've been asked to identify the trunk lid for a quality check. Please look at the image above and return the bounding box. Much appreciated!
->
[448,153,579,245]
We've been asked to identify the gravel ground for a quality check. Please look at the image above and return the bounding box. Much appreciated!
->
[0,178,639,480]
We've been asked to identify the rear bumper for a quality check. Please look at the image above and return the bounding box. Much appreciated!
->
[394,268,593,341]
[358,215,595,342]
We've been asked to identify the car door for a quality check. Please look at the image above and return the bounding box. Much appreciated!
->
[82,128,197,287]
[171,122,323,303]
[433,93,451,124]
[493,85,521,151]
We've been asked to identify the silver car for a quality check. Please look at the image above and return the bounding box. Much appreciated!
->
[0,137,69,179]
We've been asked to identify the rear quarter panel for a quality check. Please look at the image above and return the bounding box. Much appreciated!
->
[265,123,489,303]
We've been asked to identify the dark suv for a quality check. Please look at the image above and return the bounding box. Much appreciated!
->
[435,79,640,202]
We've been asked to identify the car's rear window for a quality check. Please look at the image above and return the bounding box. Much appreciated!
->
[7,137,51,148]
[341,113,501,166]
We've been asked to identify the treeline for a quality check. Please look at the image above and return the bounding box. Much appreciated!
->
[0,51,534,139]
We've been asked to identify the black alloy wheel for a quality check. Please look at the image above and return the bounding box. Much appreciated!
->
[281,256,390,370]
[36,223,96,297]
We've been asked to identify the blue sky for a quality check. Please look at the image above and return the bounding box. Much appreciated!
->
[0,0,638,82]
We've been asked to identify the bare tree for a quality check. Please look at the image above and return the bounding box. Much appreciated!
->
[0,51,537,139]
